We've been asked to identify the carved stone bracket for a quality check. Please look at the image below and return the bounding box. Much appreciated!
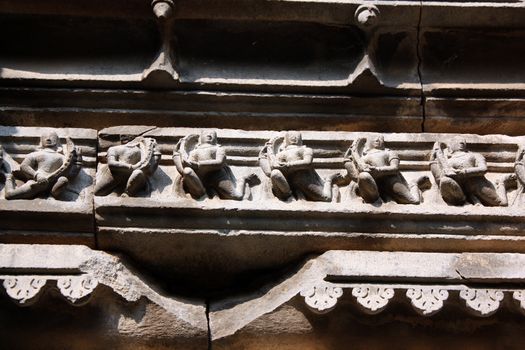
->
[512,290,525,314]
[300,283,343,313]
[406,287,449,316]
[56,275,98,304]
[351,285,394,314]
[459,288,505,316]
[2,276,47,305]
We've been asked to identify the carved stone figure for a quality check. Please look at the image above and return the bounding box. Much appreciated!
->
[259,131,341,201]
[343,135,430,204]
[513,145,525,206]
[430,137,510,206]
[95,135,161,197]
[173,130,259,200]
[4,131,82,200]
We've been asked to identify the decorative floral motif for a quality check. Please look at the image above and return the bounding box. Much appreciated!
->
[459,288,504,316]
[57,275,98,303]
[406,287,449,315]
[512,290,525,312]
[351,285,394,314]
[2,276,47,304]
[300,284,343,313]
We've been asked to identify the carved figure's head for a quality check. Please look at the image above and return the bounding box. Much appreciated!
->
[370,134,385,150]
[152,0,174,21]
[120,134,135,145]
[200,130,217,146]
[284,131,303,147]
[40,131,59,150]
[449,137,467,153]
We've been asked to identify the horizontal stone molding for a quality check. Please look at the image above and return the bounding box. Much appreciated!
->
[2,245,525,340]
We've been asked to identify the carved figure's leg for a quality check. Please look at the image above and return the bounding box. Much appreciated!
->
[51,176,69,199]
[219,173,260,200]
[439,176,466,205]
[270,169,292,199]
[124,170,147,197]
[381,174,420,204]
[4,175,47,200]
[466,176,505,207]
[318,173,343,202]
[94,166,122,196]
[357,172,380,203]
[182,167,206,198]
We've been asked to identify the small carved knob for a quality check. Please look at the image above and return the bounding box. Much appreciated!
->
[152,0,175,21]
[355,5,380,27]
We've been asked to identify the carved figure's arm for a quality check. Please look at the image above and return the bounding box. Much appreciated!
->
[376,152,400,175]
[287,147,313,170]
[107,148,131,171]
[463,153,488,177]
[197,147,226,169]
[20,154,38,180]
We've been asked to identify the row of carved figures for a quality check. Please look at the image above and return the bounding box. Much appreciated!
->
[1,130,525,206]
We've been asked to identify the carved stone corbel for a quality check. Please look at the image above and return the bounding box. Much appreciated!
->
[2,276,47,305]
[459,288,504,316]
[56,275,98,304]
[351,285,394,314]
[300,283,343,313]
[512,290,525,314]
[406,287,449,316]
[143,0,179,82]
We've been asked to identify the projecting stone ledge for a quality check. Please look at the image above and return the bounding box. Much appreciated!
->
[3,245,525,349]
[0,244,208,350]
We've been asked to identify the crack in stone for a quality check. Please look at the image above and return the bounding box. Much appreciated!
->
[455,269,466,280]
[416,0,426,133]
[206,298,212,350]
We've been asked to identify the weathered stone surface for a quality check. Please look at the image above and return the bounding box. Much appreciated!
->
[0,290,207,350]
[95,128,525,292]
[0,244,208,336]
[209,250,525,340]
[0,126,96,244]
[212,293,525,350]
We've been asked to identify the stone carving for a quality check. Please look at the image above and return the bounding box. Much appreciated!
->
[351,285,394,314]
[259,131,341,201]
[343,135,430,204]
[3,276,47,304]
[143,0,178,81]
[173,131,259,200]
[430,137,511,206]
[4,131,82,200]
[513,145,525,206]
[512,290,525,312]
[406,287,449,316]
[459,288,504,316]
[300,284,343,313]
[56,275,98,303]
[355,4,380,27]
[95,135,161,197]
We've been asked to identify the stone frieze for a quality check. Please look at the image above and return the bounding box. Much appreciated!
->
[0,126,97,240]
